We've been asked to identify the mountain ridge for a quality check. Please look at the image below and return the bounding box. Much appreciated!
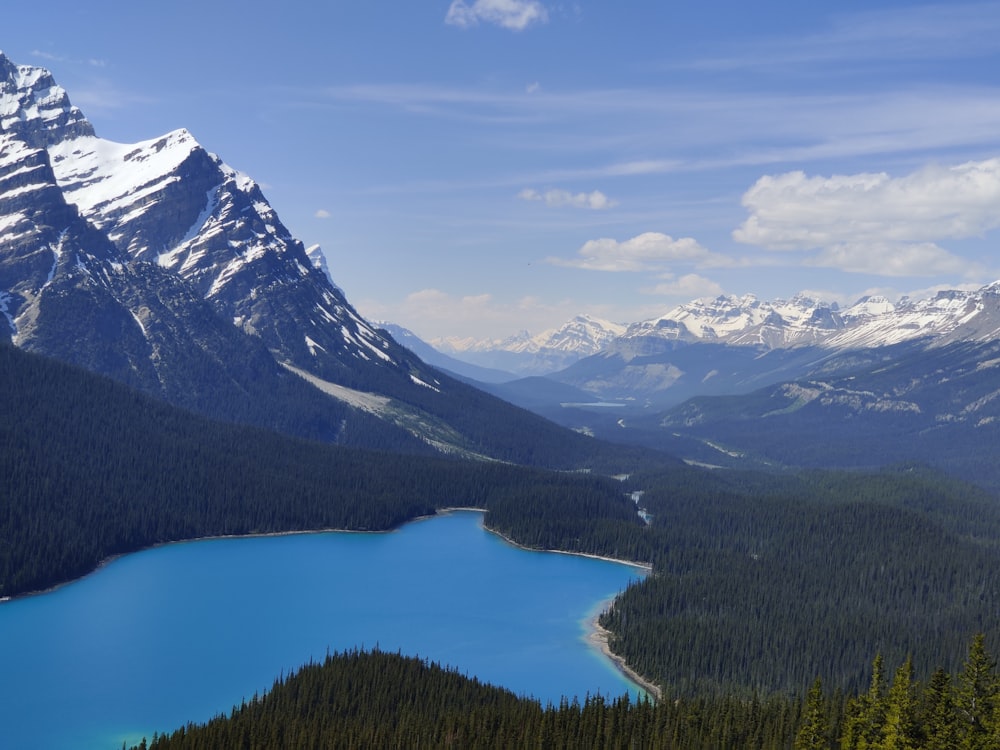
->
[1,50,644,470]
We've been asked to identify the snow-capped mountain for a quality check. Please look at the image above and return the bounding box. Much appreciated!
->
[1,51,605,466]
[621,285,1000,352]
[433,314,626,375]
[624,294,844,348]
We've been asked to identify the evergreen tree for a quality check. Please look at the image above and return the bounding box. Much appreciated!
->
[956,633,997,750]
[841,653,887,749]
[921,667,958,750]
[795,677,830,750]
[881,656,918,750]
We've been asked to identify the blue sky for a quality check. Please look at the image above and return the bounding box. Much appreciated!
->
[5,1,1000,341]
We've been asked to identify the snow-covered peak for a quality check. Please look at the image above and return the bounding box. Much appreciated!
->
[0,52,94,148]
[625,292,842,347]
[48,129,201,217]
[843,295,895,321]
[530,314,627,355]
[434,314,626,357]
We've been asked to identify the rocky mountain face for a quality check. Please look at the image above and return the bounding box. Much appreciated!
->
[0,52,610,467]
[0,53,424,397]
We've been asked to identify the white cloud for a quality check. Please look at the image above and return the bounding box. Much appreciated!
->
[645,273,724,298]
[734,158,1000,277]
[314,209,331,219]
[445,0,548,31]
[517,187,615,209]
[548,232,714,272]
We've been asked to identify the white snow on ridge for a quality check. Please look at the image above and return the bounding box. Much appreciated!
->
[48,130,199,214]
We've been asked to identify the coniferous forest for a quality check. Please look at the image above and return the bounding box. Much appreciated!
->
[6,343,1000,747]
[132,636,1000,750]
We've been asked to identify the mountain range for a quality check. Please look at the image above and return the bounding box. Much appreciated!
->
[0,50,630,470]
[420,286,1000,488]
[6,49,1000,491]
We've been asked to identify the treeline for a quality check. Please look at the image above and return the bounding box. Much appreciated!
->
[600,464,1000,696]
[129,648,800,750]
[0,345,645,598]
[129,636,1000,749]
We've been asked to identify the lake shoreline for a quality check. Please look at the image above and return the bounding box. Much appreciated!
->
[474,514,658,701]
[2,506,661,703]
[587,605,662,702]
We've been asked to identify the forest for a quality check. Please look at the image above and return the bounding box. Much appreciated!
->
[5,342,1000,744]
[602,464,1000,696]
[130,637,1000,749]
[0,345,647,598]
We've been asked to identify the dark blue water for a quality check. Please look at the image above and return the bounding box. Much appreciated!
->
[0,510,647,750]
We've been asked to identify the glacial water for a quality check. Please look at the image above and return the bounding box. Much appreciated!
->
[0,510,648,750]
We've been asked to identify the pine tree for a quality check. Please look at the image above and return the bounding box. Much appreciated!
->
[956,633,997,750]
[795,677,830,750]
[921,667,958,750]
[841,653,887,749]
[881,656,918,750]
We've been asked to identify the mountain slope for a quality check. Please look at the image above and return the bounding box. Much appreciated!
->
[624,337,1000,488]
[1,50,651,469]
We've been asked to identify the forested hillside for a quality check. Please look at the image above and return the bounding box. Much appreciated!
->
[0,344,649,598]
[603,465,1000,696]
[132,637,1000,750]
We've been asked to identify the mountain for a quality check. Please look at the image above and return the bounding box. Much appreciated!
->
[0,51,639,469]
[489,285,1000,416]
[378,322,518,384]
[624,293,844,348]
[432,314,627,376]
[459,284,1000,488]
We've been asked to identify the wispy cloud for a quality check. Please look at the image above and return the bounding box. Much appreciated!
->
[315,209,331,219]
[679,2,1000,72]
[65,81,156,116]
[518,188,615,210]
[316,81,1000,173]
[30,50,106,67]
[445,0,549,31]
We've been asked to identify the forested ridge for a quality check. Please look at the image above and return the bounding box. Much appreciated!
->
[132,637,1000,750]
[602,464,1000,696]
[0,344,648,598]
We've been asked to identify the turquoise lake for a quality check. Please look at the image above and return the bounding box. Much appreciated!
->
[0,510,648,750]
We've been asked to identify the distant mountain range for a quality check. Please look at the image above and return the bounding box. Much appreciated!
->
[424,285,1000,378]
[391,285,1000,488]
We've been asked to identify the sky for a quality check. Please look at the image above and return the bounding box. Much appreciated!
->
[5,1,1000,343]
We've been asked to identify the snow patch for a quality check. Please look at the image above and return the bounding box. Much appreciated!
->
[410,374,441,392]
[305,335,326,355]
[0,290,16,334]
